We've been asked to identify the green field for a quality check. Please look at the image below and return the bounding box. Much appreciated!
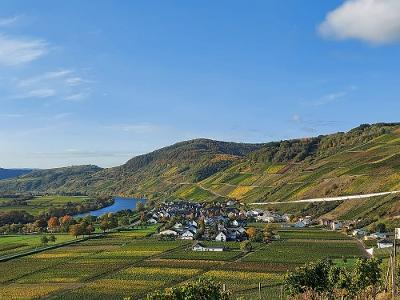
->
[0,227,367,299]
[0,234,76,259]
[0,195,93,216]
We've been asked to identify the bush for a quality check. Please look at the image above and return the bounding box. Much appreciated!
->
[145,277,230,300]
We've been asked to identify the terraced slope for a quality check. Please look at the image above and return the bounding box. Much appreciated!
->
[1,123,400,224]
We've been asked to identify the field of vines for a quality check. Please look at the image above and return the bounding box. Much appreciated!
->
[0,228,366,299]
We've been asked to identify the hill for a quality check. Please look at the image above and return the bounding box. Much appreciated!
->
[0,168,33,180]
[1,123,400,224]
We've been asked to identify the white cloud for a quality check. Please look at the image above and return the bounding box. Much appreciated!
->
[13,88,56,99]
[64,93,87,101]
[0,34,48,66]
[0,16,20,27]
[17,70,72,87]
[319,0,400,44]
[104,123,162,134]
[10,69,91,101]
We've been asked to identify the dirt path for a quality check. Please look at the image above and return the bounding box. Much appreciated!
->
[250,190,400,205]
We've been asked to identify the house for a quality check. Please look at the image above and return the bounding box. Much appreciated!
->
[294,221,306,228]
[215,231,227,242]
[331,221,343,230]
[231,220,239,227]
[301,217,312,226]
[192,242,224,252]
[159,229,178,236]
[188,225,197,233]
[173,223,183,230]
[227,200,237,206]
[256,215,276,223]
[147,218,157,224]
[189,220,198,227]
[371,232,388,239]
[378,239,393,249]
[181,230,195,240]
[352,229,367,237]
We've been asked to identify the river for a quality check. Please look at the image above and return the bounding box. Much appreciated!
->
[74,197,146,218]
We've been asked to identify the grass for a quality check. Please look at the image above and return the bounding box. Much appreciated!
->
[0,234,75,258]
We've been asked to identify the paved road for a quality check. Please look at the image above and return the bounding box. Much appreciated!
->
[250,190,400,205]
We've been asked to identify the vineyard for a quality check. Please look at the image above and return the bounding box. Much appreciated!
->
[0,227,366,299]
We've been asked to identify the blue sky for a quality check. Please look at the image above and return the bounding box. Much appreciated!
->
[1,0,400,168]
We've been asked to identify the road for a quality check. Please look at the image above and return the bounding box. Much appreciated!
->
[250,190,400,205]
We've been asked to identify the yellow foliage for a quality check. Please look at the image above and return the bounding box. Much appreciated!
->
[265,164,285,174]
[228,186,254,199]
[0,283,66,299]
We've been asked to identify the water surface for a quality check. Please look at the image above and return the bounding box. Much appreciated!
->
[75,197,145,218]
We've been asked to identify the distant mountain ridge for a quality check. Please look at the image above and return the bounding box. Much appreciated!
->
[0,168,33,180]
[2,123,400,222]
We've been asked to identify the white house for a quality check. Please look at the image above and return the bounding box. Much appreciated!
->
[215,232,227,242]
[173,223,183,230]
[256,215,275,223]
[231,220,239,227]
[378,239,393,249]
[159,229,178,236]
[147,218,158,224]
[192,242,224,252]
[181,230,195,240]
[331,221,343,230]
[301,217,312,226]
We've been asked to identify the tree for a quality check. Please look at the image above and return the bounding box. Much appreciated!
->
[47,217,59,232]
[100,219,110,233]
[69,224,83,238]
[240,240,252,252]
[246,227,257,239]
[119,216,130,226]
[40,235,49,245]
[85,224,95,235]
[284,258,382,299]
[146,277,230,300]
[48,235,57,243]
[375,223,386,233]
[136,202,145,212]
[263,224,278,243]
[60,215,73,225]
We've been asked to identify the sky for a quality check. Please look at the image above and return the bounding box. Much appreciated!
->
[1,0,400,169]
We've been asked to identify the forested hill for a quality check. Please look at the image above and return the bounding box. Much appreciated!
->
[0,168,33,180]
[1,123,400,212]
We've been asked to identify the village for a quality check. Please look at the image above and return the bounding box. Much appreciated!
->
[145,200,394,252]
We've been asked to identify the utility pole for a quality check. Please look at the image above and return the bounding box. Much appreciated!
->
[393,238,397,298]
[393,228,400,299]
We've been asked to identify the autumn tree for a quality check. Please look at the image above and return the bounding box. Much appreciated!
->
[246,227,257,239]
[47,217,59,232]
[69,224,83,238]
[263,223,279,243]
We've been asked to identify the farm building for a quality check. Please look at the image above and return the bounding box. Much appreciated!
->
[192,242,224,252]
